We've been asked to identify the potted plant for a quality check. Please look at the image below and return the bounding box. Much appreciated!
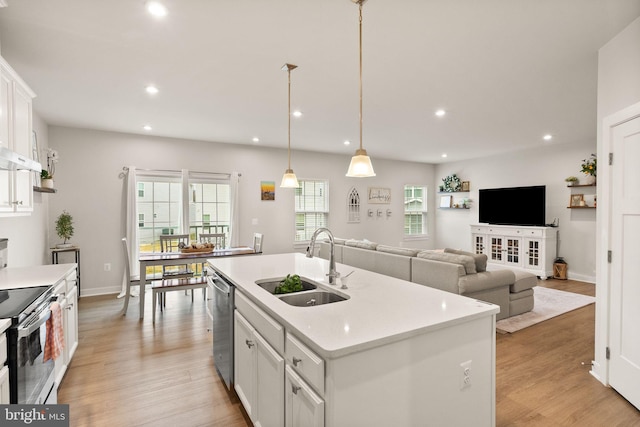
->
[41,170,54,189]
[565,176,579,186]
[55,210,74,248]
[580,154,597,184]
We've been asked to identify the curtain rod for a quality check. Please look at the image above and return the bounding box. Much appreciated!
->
[121,166,240,178]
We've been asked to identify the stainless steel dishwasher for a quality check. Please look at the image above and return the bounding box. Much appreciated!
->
[206,266,234,391]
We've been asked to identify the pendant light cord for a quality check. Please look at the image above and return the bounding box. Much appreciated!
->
[358,2,363,152]
[288,67,292,169]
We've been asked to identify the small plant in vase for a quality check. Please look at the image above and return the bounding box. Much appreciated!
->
[40,170,54,189]
[55,210,74,248]
[580,154,597,184]
[565,176,579,186]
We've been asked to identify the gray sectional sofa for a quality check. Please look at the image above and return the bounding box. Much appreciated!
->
[318,239,537,320]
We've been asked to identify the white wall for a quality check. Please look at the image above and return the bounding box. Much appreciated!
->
[433,142,597,282]
[0,112,51,267]
[593,16,640,384]
[47,126,435,296]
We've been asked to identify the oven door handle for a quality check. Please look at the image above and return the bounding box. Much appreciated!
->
[18,308,51,338]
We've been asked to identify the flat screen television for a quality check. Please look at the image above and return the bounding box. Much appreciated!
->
[479,185,546,226]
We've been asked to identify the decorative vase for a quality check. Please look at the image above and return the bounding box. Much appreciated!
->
[41,178,54,189]
[585,175,596,185]
[56,243,72,249]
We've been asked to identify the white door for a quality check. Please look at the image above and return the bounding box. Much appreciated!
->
[285,366,324,427]
[609,115,640,410]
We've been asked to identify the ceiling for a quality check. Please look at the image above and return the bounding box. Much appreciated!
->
[1,0,639,164]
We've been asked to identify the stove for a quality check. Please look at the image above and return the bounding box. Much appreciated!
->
[0,286,52,324]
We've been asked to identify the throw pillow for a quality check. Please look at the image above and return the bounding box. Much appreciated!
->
[376,245,421,257]
[444,248,488,272]
[416,251,477,274]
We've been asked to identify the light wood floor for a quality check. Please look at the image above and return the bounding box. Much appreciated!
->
[58,280,640,426]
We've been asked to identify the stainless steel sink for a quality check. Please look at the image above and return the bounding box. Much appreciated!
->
[256,277,317,294]
[278,291,348,307]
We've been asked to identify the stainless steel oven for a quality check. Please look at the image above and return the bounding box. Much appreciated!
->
[1,285,57,404]
[205,266,234,391]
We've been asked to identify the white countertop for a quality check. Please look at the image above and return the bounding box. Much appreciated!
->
[208,253,499,358]
[0,264,77,290]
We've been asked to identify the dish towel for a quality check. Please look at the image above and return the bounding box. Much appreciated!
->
[44,302,65,362]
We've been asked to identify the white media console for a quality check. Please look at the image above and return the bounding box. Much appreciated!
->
[470,224,558,279]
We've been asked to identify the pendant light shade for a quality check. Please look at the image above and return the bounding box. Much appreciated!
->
[280,63,300,188]
[346,0,375,177]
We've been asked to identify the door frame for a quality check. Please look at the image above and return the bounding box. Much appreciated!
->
[592,100,640,385]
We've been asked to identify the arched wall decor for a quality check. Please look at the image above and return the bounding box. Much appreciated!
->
[347,187,361,223]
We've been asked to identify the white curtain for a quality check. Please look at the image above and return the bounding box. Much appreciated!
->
[118,166,139,298]
[229,171,240,247]
[181,169,190,235]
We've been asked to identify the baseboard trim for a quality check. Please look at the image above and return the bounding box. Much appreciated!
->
[567,272,596,284]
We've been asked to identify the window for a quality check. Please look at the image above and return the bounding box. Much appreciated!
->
[188,180,230,242]
[136,176,182,253]
[404,185,427,236]
[295,180,329,241]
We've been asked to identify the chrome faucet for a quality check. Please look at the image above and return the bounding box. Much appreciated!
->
[306,227,339,285]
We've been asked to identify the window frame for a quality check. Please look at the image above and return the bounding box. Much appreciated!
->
[404,184,429,239]
[294,179,330,244]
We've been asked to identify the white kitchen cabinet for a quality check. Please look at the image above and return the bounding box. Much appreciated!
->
[234,309,285,427]
[471,224,557,278]
[0,56,36,215]
[285,365,324,427]
[53,267,79,385]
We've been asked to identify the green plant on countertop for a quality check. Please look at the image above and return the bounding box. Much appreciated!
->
[55,210,74,244]
[274,274,303,294]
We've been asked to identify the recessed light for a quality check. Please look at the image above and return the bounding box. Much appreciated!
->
[344,140,351,146]
[143,125,152,131]
[292,110,303,118]
[252,137,260,143]
[441,153,448,158]
[435,109,446,117]
[146,1,167,17]
[543,134,553,141]
[145,85,159,95]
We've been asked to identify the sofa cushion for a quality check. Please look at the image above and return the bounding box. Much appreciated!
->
[376,245,421,257]
[444,248,488,272]
[416,251,477,274]
[511,270,538,293]
[345,239,378,250]
[458,269,515,293]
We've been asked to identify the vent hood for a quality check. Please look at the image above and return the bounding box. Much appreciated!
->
[0,146,42,173]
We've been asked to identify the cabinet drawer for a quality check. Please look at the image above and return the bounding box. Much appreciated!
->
[523,229,543,237]
[0,334,6,365]
[286,333,325,395]
[471,226,487,234]
[235,291,284,354]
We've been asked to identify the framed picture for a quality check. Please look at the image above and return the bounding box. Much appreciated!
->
[461,181,470,192]
[570,194,584,207]
[368,187,391,204]
[260,181,275,201]
[440,195,452,208]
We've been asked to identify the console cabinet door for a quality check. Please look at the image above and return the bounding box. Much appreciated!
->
[504,237,522,267]
[472,233,487,255]
[524,238,542,270]
[285,365,324,427]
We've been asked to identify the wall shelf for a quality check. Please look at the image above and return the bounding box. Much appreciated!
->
[567,206,595,209]
[437,191,470,194]
[439,207,470,210]
[33,186,57,193]
[567,184,596,188]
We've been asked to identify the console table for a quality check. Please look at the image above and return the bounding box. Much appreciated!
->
[470,224,558,279]
[51,246,81,296]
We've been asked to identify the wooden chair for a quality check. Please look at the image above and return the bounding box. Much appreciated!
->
[159,233,195,304]
[199,233,226,249]
[151,276,208,324]
[253,232,263,253]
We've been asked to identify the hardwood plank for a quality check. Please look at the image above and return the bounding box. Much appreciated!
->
[58,279,640,426]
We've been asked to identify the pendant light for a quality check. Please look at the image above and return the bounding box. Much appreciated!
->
[346,0,376,177]
[280,63,300,188]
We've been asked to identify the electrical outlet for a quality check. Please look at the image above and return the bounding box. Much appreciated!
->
[460,360,472,390]
[104,263,111,271]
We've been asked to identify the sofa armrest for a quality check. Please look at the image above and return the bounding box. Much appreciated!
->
[457,269,515,294]
[410,257,465,294]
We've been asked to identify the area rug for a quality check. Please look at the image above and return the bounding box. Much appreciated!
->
[496,287,595,334]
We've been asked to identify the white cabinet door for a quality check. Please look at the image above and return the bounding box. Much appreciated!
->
[503,236,522,267]
[254,331,285,427]
[65,286,79,361]
[234,311,256,421]
[0,71,13,213]
[0,365,9,404]
[524,238,542,270]
[12,83,33,212]
[472,233,487,255]
[285,365,324,427]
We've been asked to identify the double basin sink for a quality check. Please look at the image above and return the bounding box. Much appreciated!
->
[256,277,348,307]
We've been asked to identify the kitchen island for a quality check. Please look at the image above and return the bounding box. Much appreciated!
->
[208,253,499,427]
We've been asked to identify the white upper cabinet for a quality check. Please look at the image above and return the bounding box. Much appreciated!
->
[0,56,36,215]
